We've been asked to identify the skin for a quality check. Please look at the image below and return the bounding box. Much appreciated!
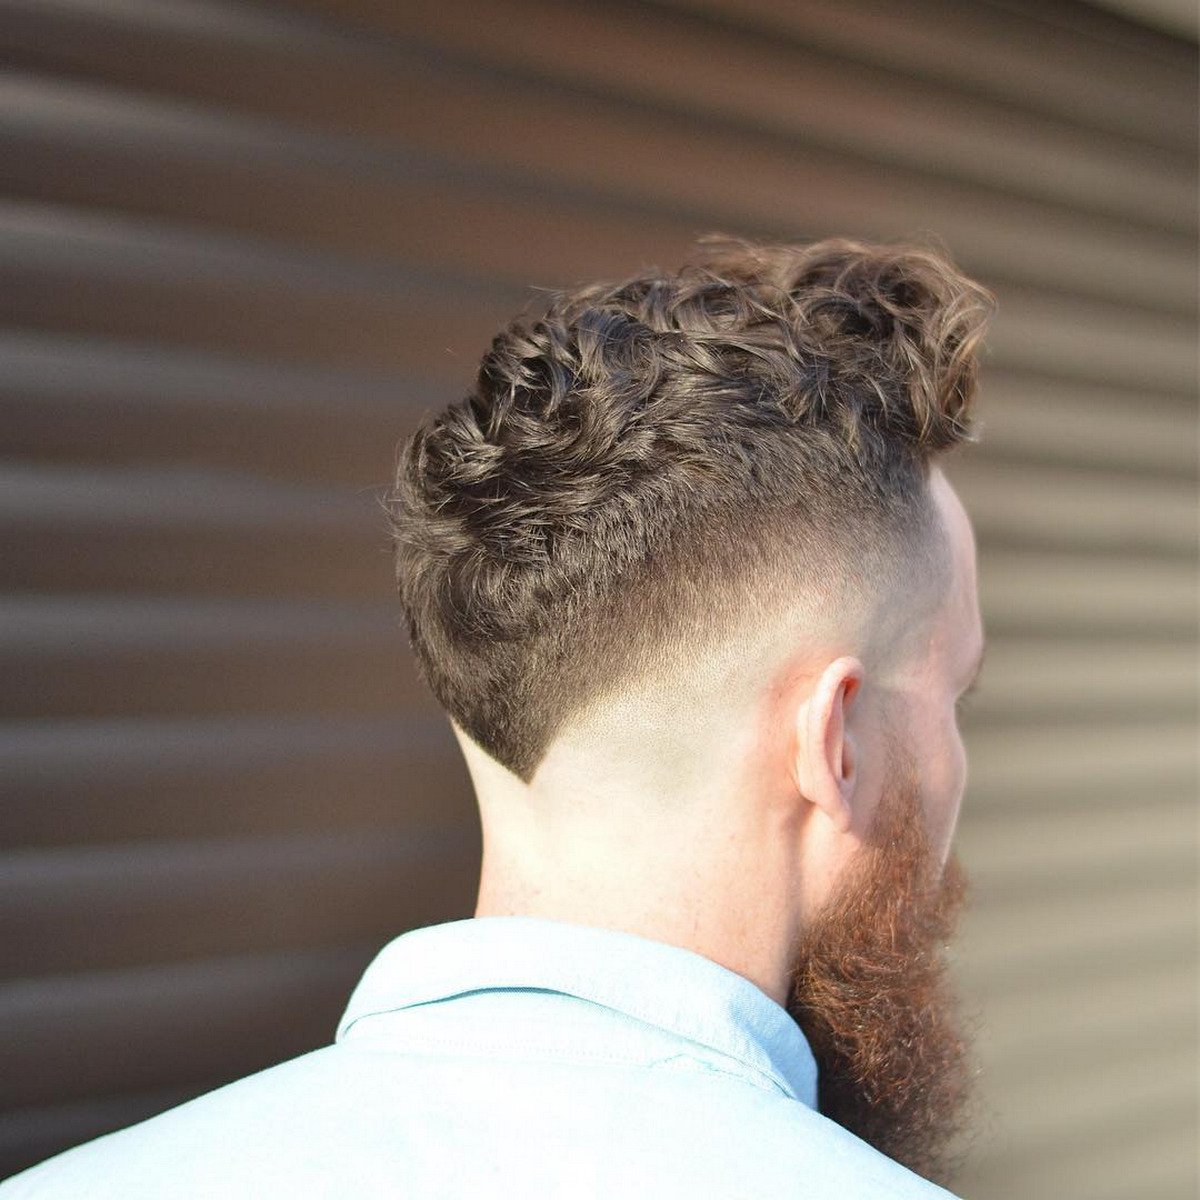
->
[458,465,985,1009]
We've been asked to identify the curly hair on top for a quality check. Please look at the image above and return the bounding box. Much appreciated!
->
[384,236,995,782]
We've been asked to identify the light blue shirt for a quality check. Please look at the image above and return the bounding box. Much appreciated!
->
[3,916,960,1197]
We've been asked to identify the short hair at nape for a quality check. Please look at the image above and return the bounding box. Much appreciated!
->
[383,236,995,783]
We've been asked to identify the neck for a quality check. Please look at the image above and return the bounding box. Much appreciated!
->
[473,796,800,1008]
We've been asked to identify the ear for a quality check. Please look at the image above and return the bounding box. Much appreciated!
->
[793,656,864,835]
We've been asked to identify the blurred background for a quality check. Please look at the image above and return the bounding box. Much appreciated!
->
[0,0,1196,1195]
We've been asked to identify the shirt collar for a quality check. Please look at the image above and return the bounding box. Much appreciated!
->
[337,915,818,1108]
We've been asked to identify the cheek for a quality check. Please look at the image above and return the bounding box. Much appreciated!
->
[937,723,968,855]
[922,713,967,860]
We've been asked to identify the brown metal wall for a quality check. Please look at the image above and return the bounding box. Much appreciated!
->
[1,0,1196,1194]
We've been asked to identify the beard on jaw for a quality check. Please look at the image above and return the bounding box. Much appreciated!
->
[784,749,973,1187]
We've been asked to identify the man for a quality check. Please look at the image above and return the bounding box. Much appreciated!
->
[3,236,993,1197]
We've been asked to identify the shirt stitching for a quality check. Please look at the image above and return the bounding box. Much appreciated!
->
[343,1029,793,1097]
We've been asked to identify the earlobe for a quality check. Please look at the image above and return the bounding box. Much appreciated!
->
[795,656,864,835]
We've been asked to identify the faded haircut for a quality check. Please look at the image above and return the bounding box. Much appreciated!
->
[383,237,995,783]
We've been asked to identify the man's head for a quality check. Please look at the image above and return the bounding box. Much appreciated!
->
[385,236,993,1180]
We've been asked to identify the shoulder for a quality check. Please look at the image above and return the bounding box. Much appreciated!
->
[0,1047,357,1199]
[628,1062,961,1199]
[2,1045,962,1200]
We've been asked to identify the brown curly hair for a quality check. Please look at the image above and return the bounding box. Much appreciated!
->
[383,237,994,783]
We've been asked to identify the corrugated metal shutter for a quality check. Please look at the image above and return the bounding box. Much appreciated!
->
[1,1,1195,1195]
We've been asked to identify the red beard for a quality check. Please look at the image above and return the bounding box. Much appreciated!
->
[785,757,973,1186]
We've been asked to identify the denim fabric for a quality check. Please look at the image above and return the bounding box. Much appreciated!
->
[2,915,960,1198]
